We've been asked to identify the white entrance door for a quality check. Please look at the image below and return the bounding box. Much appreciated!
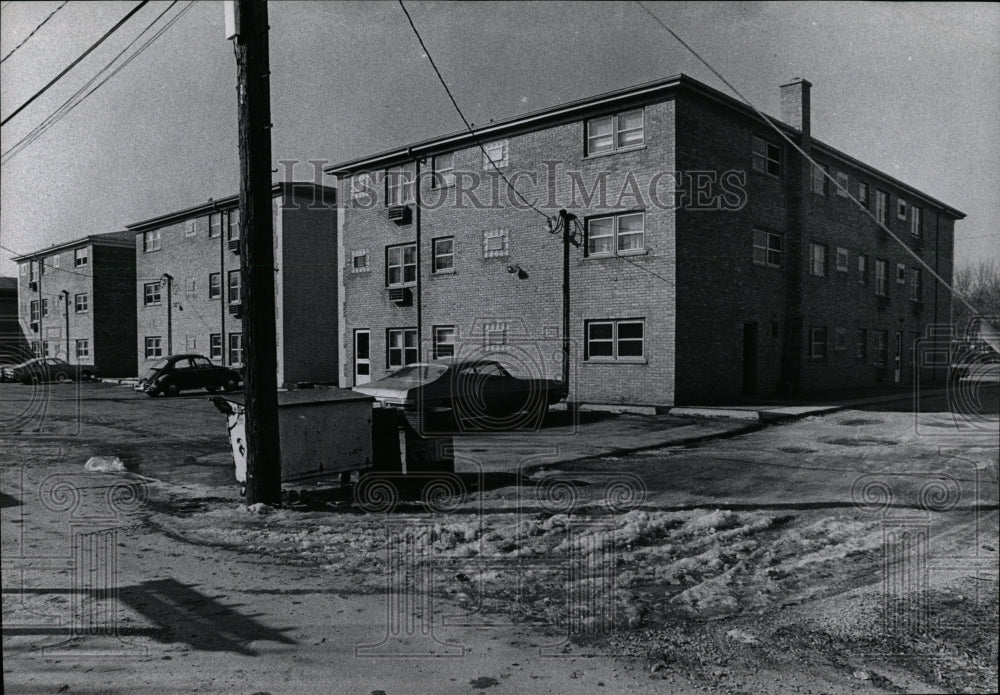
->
[354,330,371,385]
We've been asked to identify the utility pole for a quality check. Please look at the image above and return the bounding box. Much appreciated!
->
[61,290,70,362]
[231,0,281,506]
[161,273,173,354]
[559,209,578,388]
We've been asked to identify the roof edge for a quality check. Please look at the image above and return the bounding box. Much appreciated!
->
[11,231,134,262]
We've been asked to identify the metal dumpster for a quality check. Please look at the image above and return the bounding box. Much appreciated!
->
[212,387,374,487]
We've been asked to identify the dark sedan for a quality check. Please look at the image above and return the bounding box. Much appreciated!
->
[352,359,567,422]
[139,354,241,397]
[3,357,98,384]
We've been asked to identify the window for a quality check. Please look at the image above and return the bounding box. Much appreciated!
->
[52,255,60,268]
[20,262,28,276]
[834,327,847,351]
[751,136,781,177]
[910,268,922,302]
[809,243,827,277]
[184,276,196,295]
[897,198,907,220]
[32,341,41,356]
[896,263,906,285]
[858,182,870,207]
[432,237,454,274]
[228,270,241,303]
[483,228,509,258]
[875,259,888,296]
[185,219,197,237]
[228,209,240,240]
[482,140,509,168]
[30,300,39,322]
[873,330,888,365]
[586,109,645,156]
[808,327,828,359]
[752,229,782,268]
[41,298,49,318]
[911,206,922,237]
[387,328,418,368]
[228,333,243,364]
[74,292,88,313]
[875,190,888,225]
[385,243,417,287]
[585,319,644,361]
[586,212,644,256]
[209,213,222,238]
[143,229,162,252]
[432,153,454,188]
[856,329,867,359]
[144,336,163,359]
[351,250,369,273]
[835,171,849,196]
[210,334,222,360]
[44,341,55,358]
[75,339,90,360]
[74,248,88,267]
[858,254,869,285]
[433,326,455,359]
[185,335,197,351]
[836,247,849,272]
[811,163,828,196]
[143,282,161,306]
[386,165,415,205]
[208,272,221,299]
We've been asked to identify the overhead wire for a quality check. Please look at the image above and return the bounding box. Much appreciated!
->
[0,1,69,64]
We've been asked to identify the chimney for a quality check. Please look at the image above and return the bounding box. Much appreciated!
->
[780,78,811,137]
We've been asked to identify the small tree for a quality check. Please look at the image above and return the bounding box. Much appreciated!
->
[952,259,1000,345]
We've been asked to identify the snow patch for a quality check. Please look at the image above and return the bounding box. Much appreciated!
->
[85,456,125,472]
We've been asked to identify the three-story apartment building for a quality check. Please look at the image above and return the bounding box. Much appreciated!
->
[128,182,338,387]
[14,231,137,376]
[329,74,963,406]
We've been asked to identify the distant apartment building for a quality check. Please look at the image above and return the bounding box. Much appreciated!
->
[0,277,31,361]
[127,182,338,387]
[13,232,137,376]
[328,74,963,406]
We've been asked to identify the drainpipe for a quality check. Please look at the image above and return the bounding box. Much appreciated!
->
[161,273,173,354]
[414,152,422,361]
[62,290,70,363]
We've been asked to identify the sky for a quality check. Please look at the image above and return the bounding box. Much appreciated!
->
[1,1,998,279]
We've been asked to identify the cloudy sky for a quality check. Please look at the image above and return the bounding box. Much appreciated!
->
[1,1,997,278]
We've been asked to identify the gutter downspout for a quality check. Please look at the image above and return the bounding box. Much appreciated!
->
[414,152,422,361]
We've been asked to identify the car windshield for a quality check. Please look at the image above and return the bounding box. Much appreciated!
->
[387,365,448,383]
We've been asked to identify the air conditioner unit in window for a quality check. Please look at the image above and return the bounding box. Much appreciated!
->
[228,302,243,319]
[29,320,38,332]
[28,281,38,291]
[387,205,412,225]
[228,239,240,254]
[388,287,412,306]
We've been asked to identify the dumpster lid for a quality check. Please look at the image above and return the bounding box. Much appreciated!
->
[214,386,374,408]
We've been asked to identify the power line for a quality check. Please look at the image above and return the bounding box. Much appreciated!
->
[396,0,555,226]
[633,0,980,319]
[1,1,191,164]
[1,1,69,64]
[1,0,148,127]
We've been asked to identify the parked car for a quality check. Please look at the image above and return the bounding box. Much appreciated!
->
[138,354,241,397]
[3,357,98,384]
[352,359,567,420]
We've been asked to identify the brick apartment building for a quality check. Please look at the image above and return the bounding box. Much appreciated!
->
[328,74,963,406]
[13,232,137,376]
[127,182,338,386]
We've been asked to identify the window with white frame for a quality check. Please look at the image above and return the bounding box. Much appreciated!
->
[858,182,870,208]
[585,319,644,361]
[811,163,829,196]
[858,254,869,285]
[809,242,827,277]
[910,268,922,302]
[482,140,509,168]
[587,212,644,256]
[41,298,48,318]
[385,243,416,286]
[875,259,888,296]
[856,329,867,359]
[74,292,88,313]
[143,282,161,305]
[228,333,243,364]
[432,152,455,188]
[185,219,197,237]
[834,327,846,351]
[873,330,888,365]
[208,272,221,299]
[432,237,454,273]
[586,109,645,156]
[186,276,196,294]
[144,336,163,359]
[74,248,88,267]
[351,173,375,202]
[387,328,418,368]
[910,206,922,237]
[20,262,28,276]
[482,228,509,258]
[143,229,161,252]
[351,250,369,273]
[752,229,782,268]
[210,334,222,360]
[386,165,415,205]
[433,326,455,359]
[836,247,849,272]
[228,270,241,303]
[228,209,240,240]
[30,300,39,322]
[185,335,197,351]
[875,190,888,224]
[751,135,781,177]
[52,254,60,268]
[835,171,849,196]
[209,213,222,238]
[76,339,90,360]
[808,326,828,359]
[896,263,906,285]
[897,198,907,220]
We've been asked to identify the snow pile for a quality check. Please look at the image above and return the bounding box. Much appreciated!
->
[85,456,125,472]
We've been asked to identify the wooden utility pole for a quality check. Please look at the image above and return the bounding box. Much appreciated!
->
[233,0,281,505]
[559,209,577,387]
[61,290,70,361]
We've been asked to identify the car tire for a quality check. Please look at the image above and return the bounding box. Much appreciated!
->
[206,385,219,393]
[145,388,159,398]
[164,382,180,397]
[223,376,239,392]
[55,372,70,383]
